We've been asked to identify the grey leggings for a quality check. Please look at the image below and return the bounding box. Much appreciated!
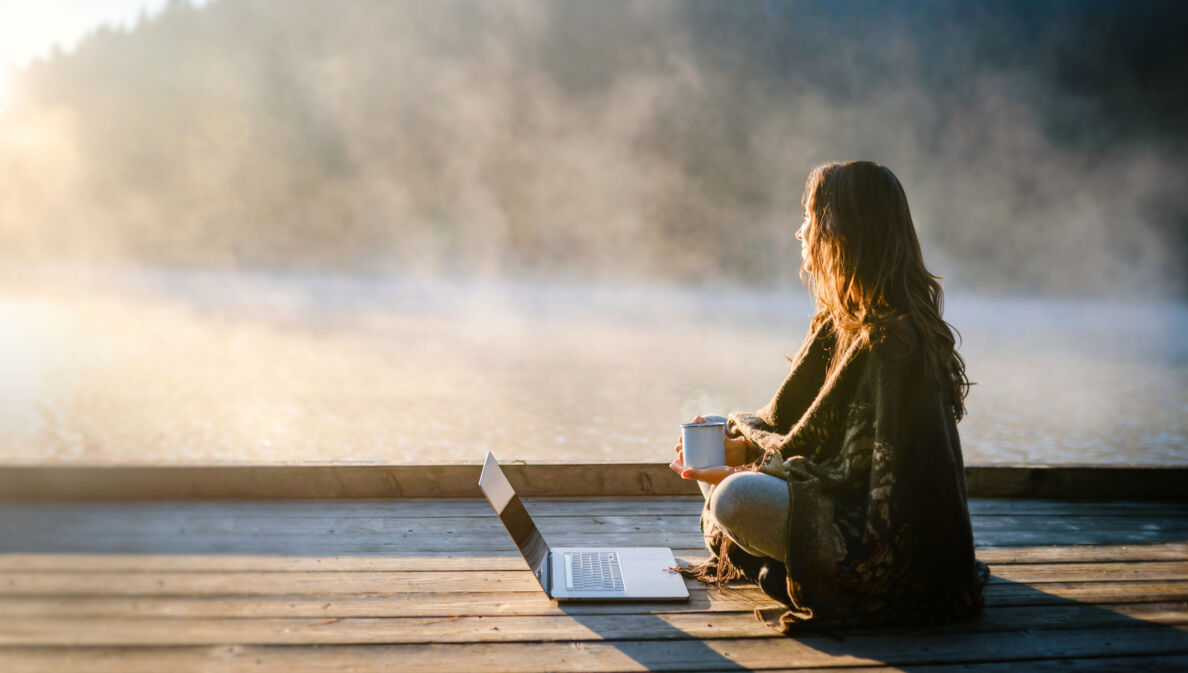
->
[701,416,791,563]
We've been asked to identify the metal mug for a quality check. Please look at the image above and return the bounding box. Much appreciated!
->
[680,421,726,469]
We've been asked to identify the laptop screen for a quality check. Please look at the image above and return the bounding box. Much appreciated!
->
[478,452,549,590]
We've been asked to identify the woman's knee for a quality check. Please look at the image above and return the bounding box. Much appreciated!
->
[710,471,783,531]
[708,470,790,562]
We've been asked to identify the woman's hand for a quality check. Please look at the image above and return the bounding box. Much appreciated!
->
[724,434,749,467]
[672,458,738,485]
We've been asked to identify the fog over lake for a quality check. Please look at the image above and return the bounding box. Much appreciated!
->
[1,269,1183,466]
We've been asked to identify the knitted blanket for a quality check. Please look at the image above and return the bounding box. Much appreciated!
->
[684,318,988,632]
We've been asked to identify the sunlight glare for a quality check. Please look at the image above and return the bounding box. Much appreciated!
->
[0,0,179,109]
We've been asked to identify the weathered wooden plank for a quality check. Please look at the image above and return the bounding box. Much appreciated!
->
[0,464,702,500]
[0,553,530,572]
[5,522,1183,555]
[973,529,1188,548]
[2,464,1185,500]
[987,561,1188,583]
[0,531,711,555]
[987,580,1188,606]
[0,589,775,619]
[1,542,1184,574]
[968,500,1188,517]
[3,562,1183,597]
[3,503,1184,541]
[0,499,708,521]
[3,602,1186,646]
[0,498,1179,526]
[965,466,1188,501]
[0,513,707,537]
[975,543,1188,565]
[2,497,1183,525]
[2,579,1185,620]
[5,512,1186,541]
[3,497,1184,560]
[0,497,1181,520]
[972,517,1188,533]
[0,565,1182,599]
[2,614,783,646]
[1,625,1186,672]
[0,570,552,595]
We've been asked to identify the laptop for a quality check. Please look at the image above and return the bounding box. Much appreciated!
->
[478,452,690,602]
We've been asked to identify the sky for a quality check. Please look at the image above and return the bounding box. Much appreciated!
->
[0,0,208,105]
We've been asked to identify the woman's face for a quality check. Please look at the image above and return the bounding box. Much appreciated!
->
[796,209,812,269]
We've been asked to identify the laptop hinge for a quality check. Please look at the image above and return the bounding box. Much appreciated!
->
[542,550,552,595]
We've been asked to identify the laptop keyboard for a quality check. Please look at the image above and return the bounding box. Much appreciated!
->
[564,551,625,592]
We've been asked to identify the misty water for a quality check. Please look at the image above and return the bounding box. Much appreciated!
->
[1,267,1184,466]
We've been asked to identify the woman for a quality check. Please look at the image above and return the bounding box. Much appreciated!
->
[669,160,987,632]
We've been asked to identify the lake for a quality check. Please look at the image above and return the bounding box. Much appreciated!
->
[1,267,1184,465]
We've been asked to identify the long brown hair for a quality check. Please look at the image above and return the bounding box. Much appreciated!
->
[800,160,970,419]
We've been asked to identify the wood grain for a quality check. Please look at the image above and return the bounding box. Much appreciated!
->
[0,494,1185,673]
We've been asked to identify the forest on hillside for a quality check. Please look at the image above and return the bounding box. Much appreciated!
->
[2,0,1185,295]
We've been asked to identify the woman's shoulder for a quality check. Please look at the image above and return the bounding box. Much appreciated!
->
[868,313,920,360]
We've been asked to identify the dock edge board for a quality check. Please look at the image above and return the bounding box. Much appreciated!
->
[0,463,1184,500]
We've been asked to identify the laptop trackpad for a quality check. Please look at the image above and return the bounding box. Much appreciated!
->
[619,552,686,596]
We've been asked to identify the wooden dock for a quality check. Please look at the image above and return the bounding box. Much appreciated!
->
[1,492,1186,671]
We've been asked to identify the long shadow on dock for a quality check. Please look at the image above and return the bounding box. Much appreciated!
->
[557,601,751,671]
[555,574,1188,671]
[790,577,1188,671]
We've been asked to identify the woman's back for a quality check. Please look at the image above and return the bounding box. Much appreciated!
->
[724,317,984,630]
